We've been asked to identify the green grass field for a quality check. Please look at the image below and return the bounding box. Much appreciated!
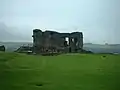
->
[0,52,120,90]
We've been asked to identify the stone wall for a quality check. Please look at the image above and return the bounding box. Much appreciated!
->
[32,29,83,53]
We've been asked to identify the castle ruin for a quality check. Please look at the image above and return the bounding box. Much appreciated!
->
[32,29,83,53]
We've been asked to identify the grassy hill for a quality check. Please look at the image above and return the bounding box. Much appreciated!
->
[0,52,120,90]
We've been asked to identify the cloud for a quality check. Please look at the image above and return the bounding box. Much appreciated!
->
[0,22,32,42]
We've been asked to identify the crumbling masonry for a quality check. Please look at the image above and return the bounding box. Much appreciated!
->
[32,29,83,53]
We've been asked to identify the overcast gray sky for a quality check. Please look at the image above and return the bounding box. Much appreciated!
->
[0,0,120,44]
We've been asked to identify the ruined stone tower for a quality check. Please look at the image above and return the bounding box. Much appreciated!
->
[32,29,83,53]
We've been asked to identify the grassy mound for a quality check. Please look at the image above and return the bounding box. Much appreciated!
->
[0,52,120,90]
